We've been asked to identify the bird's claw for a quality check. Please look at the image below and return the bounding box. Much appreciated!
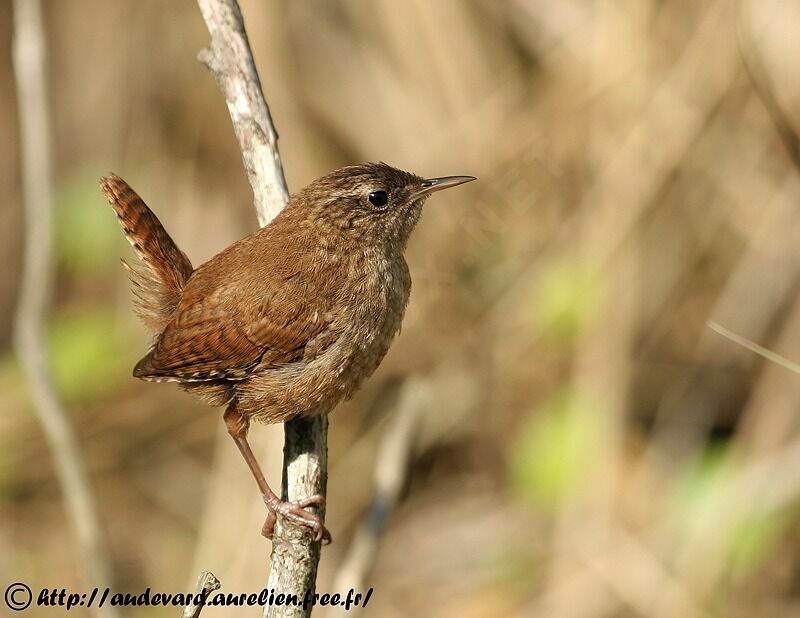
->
[262,495,331,544]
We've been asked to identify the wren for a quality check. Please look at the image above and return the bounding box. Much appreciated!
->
[101,163,474,543]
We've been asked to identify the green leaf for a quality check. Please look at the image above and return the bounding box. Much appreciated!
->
[47,308,132,402]
[532,260,601,344]
[56,170,122,276]
[727,509,790,578]
[509,388,607,508]
[667,445,789,576]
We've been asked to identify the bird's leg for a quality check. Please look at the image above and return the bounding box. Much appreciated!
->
[223,405,331,544]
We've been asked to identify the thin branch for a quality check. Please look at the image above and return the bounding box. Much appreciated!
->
[11,2,117,616]
[333,379,424,592]
[182,571,221,618]
[736,2,800,175]
[195,1,328,614]
[707,321,800,374]
[196,0,289,227]
[266,416,328,618]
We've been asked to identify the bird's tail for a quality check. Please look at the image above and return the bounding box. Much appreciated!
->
[100,174,193,333]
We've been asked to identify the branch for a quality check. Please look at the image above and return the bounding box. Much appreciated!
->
[736,3,800,175]
[266,416,328,618]
[11,2,117,616]
[182,571,221,618]
[196,0,289,227]
[333,379,424,591]
[708,321,800,374]
[195,1,328,614]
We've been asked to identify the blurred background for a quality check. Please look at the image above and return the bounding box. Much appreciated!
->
[3,0,800,616]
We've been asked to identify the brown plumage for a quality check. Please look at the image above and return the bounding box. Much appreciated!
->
[101,175,193,332]
[101,163,474,543]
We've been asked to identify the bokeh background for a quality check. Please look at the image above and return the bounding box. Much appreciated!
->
[3,0,800,616]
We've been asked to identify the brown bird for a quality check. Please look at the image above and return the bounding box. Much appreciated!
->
[101,163,474,543]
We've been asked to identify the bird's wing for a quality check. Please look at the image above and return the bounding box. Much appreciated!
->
[134,267,333,382]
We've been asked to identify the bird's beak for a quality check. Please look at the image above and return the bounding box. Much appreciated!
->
[408,175,476,202]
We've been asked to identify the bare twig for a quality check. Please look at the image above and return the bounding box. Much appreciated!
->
[11,2,116,616]
[736,2,800,174]
[333,379,424,593]
[195,1,328,614]
[196,0,289,227]
[266,416,328,618]
[708,321,800,374]
[182,571,221,618]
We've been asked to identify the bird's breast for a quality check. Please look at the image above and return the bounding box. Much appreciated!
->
[332,254,411,379]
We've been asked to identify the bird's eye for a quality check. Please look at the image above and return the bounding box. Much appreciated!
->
[368,190,389,209]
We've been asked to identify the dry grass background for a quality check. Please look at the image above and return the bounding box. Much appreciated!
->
[3,0,800,616]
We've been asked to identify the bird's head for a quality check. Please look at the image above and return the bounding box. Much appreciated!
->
[293,162,475,251]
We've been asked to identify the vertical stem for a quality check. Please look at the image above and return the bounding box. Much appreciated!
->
[195,2,329,613]
[12,1,117,616]
[266,416,328,618]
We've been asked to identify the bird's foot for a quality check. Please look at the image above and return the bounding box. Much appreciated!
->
[262,494,331,544]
